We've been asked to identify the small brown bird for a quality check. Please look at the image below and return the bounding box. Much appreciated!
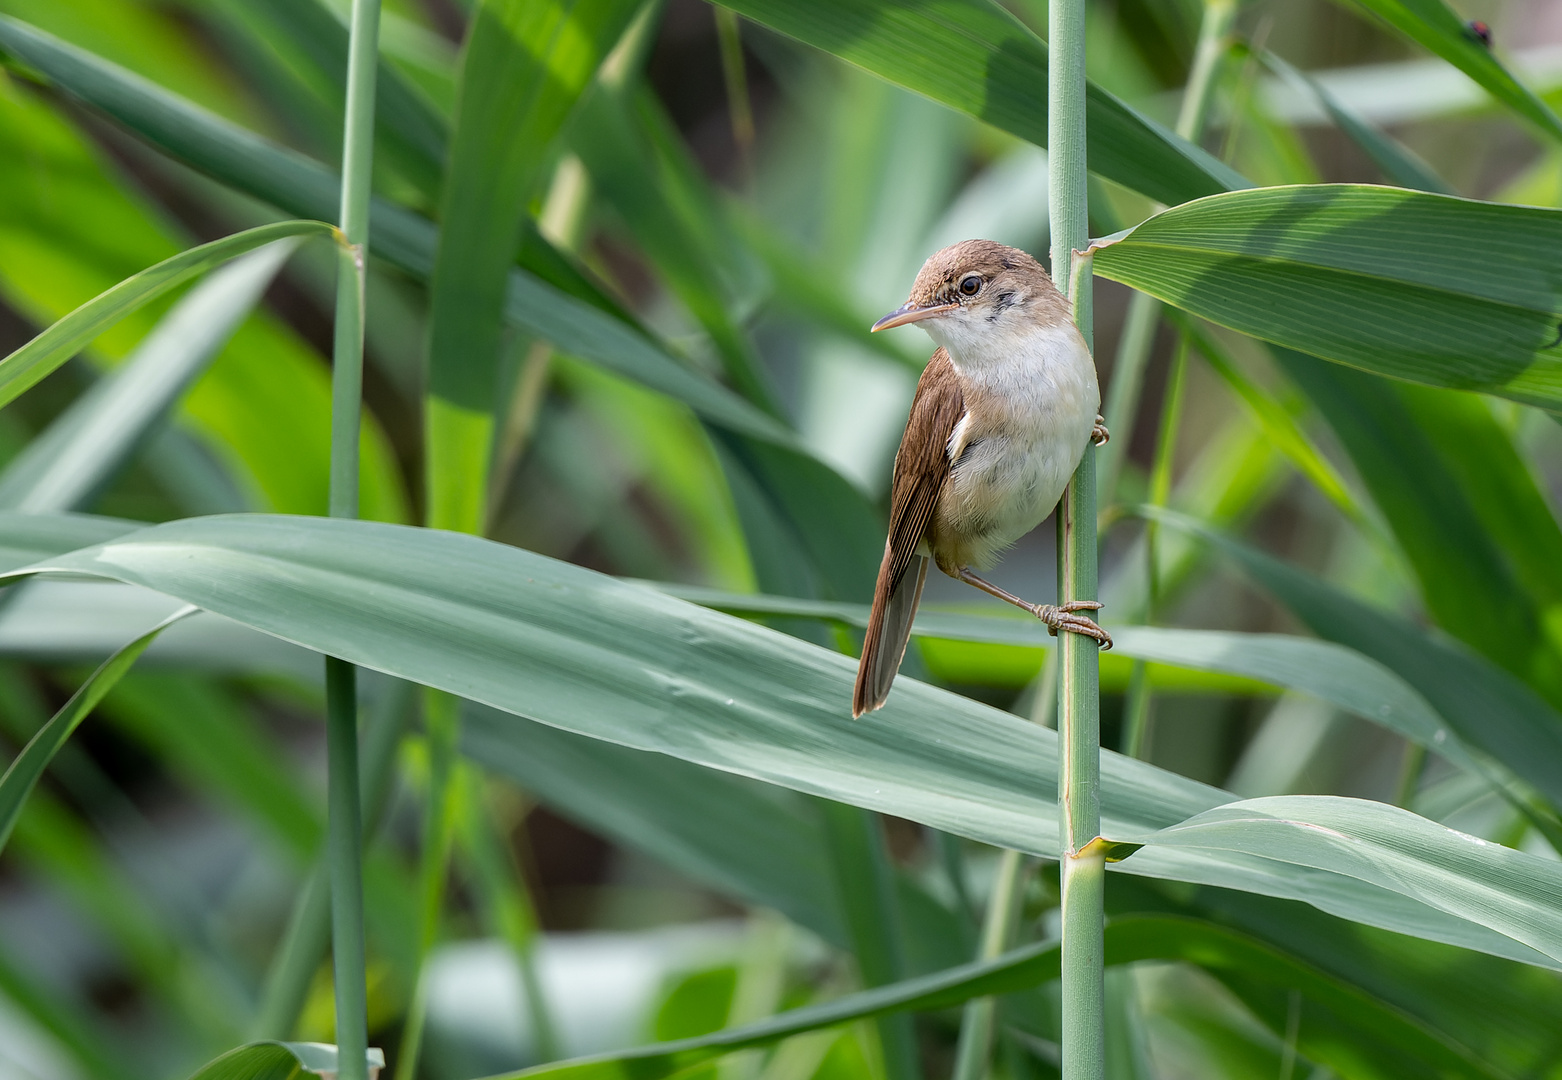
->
[852,239,1111,718]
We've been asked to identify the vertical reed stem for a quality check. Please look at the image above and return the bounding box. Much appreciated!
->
[1049,0,1104,1071]
[327,0,380,1073]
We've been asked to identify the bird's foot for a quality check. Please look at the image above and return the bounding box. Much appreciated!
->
[1031,600,1112,649]
[1092,414,1110,447]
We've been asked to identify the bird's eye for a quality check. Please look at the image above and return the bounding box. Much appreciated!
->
[958,274,982,296]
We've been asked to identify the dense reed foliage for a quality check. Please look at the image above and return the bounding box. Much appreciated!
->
[1,0,1562,1077]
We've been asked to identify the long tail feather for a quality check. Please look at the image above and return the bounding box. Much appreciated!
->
[852,550,929,717]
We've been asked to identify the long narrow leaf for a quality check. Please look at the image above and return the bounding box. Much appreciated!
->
[425,0,639,532]
[1142,505,1562,810]
[1345,0,1562,143]
[187,1042,385,1080]
[1090,184,1562,413]
[0,17,789,448]
[1110,795,1562,965]
[487,913,1499,1080]
[0,605,197,855]
[0,220,330,410]
[0,241,297,511]
[712,0,1247,206]
[2,513,1557,967]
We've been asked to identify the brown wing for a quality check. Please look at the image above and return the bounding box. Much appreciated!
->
[853,349,965,716]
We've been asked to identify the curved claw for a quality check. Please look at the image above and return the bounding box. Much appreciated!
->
[1032,602,1113,650]
[1092,413,1110,447]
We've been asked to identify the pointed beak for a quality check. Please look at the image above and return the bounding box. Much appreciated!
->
[870,301,958,332]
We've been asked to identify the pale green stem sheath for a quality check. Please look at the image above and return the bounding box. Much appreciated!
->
[1049,0,1103,1065]
[327,0,381,1074]
[949,655,1057,1080]
[1096,0,1237,506]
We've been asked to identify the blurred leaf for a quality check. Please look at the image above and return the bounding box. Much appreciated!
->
[1090,184,1562,414]
[0,941,134,1080]
[0,17,785,448]
[1273,349,1562,701]
[186,1042,385,1080]
[1105,914,1503,1080]
[1166,316,1368,530]
[212,0,449,198]
[0,220,331,411]
[0,605,193,854]
[4,512,1558,966]
[0,510,139,569]
[425,0,638,532]
[711,0,1248,206]
[1142,506,1562,811]
[573,86,775,410]
[0,241,296,512]
[101,673,322,856]
[494,936,1067,1080]
[1344,0,1562,143]
[1258,48,1455,194]
[0,81,406,520]
[488,911,1501,1080]
[1110,794,1562,966]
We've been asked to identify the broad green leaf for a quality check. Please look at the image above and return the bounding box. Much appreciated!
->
[711,0,1248,206]
[1109,795,1562,966]
[0,220,332,411]
[463,703,846,945]
[1142,506,1562,810]
[652,584,1482,773]
[0,605,197,855]
[0,241,296,512]
[2,512,1556,967]
[1090,184,1562,413]
[1273,349,1562,701]
[186,1042,385,1080]
[1344,0,1562,143]
[425,0,639,532]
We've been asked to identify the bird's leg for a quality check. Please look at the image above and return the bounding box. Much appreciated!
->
[953,567,1113,649]
[1092,413,1110,447]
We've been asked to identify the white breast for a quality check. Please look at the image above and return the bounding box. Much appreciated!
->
[929,318,1099,569]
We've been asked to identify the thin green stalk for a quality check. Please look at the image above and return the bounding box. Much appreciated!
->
[1096,0,1237,507]
[1121,337,1189,759]
[325,659,369,1077]
[394,689,463,1080]
[250,679,411,1041]
[327,0,381,1073]
[949,655,1057,1080]
[1049,0,1103,1067]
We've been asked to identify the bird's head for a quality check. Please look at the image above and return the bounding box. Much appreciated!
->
[870,239,1070,358]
